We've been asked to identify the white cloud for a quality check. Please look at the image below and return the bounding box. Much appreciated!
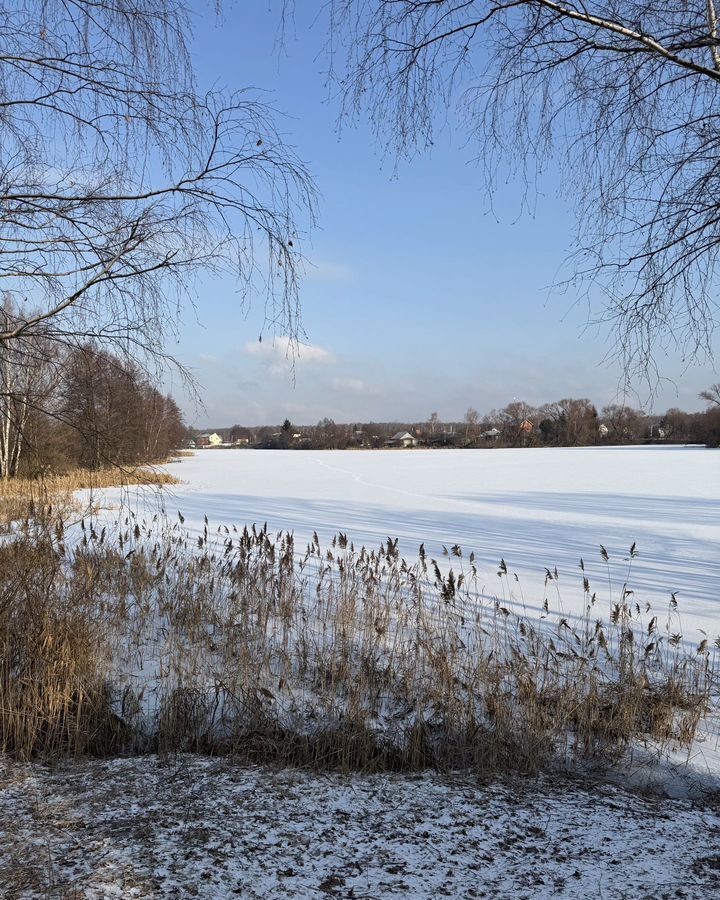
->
[330,376,371,395]
[244,335,335,374]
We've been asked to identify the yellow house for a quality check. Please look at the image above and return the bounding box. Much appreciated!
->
[198,432,223,447]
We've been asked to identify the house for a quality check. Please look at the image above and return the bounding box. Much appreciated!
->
[387,431,419,448]
[482,428,501,440]
[197,432,223,448]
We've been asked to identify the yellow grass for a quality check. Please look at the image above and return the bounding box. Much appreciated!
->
[0,467,180,529]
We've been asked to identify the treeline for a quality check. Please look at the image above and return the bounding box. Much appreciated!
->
[0,341,187,479]
[203,390,720,450]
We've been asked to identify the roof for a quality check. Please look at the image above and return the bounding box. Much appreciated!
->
[390,431,415,441]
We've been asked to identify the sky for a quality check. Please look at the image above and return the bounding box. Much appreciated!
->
[173,4,719,427]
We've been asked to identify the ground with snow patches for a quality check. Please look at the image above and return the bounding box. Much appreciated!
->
[3,446,719,897]
[1,755,719,899]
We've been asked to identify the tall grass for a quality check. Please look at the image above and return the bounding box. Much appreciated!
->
[0,511,716,773]
[0,467,179,532]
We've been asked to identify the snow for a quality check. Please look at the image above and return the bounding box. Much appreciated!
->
[85,446,720,790]
[102,445,720,641]
[1,754,719,899]
[3,446,720,896]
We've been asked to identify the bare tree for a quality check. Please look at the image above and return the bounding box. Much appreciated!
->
[0,338,34,479]
[141,390,186,462]
[0,298,58,478]
[700,383,720,407]
[321,1,720,379]
[0,0,316,380]
[538,397,597,444]
[58,343,186,470]
[464,406,479,440]
[600,404,644,441]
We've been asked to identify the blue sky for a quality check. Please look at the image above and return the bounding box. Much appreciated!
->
[176,4,718,427]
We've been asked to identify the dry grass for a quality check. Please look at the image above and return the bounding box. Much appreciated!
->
[0,511,716,774]
[0,467,179,531]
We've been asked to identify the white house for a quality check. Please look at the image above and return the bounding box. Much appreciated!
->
[387,431,418,448]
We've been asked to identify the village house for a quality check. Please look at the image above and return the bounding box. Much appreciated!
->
[196,432,223,448]
[387,431,419,448]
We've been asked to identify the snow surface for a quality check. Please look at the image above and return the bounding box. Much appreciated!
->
[98,445,720,642]
[78,447,720,786]
[1,754,719,899]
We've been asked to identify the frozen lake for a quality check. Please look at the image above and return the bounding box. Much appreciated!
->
[80,447,720,784]
[103,445,720,643]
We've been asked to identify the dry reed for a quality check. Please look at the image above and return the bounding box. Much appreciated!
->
[0,510,716,775]
[0,467,180,531]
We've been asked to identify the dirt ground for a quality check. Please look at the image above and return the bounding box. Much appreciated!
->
[1,755,719,899]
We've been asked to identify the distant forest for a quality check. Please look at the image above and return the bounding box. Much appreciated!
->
[194,391,720,451]
[1,343,186,479]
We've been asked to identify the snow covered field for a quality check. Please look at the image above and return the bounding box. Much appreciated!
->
[106,445,720,641]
